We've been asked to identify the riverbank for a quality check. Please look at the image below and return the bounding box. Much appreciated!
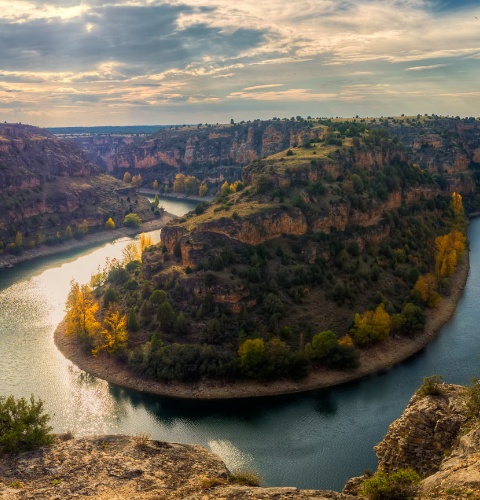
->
[138,188,215,203]
[54,251,470,400]
[0,214,175,269]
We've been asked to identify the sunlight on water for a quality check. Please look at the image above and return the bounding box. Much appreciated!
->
[1,213,480,491]
[208,440,254,472]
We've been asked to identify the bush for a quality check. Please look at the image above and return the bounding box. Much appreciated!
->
[123,213,142,227]
[360,468,421,500]
[416,374,444,397]
[229,470,261,486]
[0,395,55,454]
[466,378,480,418]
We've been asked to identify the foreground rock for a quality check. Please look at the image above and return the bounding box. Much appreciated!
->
[362,382,480,499]
[0,435,356,499]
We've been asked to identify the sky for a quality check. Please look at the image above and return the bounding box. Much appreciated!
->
[0,0,479,127]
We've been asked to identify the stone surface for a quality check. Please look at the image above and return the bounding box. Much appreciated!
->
[0,435,357,499]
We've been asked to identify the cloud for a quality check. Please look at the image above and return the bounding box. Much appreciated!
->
[228,89,337,101]
[242,84,284,91]
[406,64,449,71]
[0,0,479,125]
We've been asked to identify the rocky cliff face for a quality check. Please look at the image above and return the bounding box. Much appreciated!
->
[71,119,480,189]
[70,121,324,179]
[0,434,356,499]
[0,123,153,244]
[354,382,480,499]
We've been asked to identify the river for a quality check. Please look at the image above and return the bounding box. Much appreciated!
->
[1,199,480,491]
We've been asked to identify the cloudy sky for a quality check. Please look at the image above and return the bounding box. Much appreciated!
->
[1,0,479,126]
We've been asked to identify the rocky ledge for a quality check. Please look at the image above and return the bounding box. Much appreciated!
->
[3,383,480,498]
[0,434,355,499]
[346,382,480,499]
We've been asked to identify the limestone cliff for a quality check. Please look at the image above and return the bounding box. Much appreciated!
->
[351,382,480,499]
[0,434,356,499]
[0,123,154,246]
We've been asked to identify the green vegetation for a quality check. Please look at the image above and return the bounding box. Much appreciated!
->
[123,213,142,227]
[360,468,421,500]
[229,470,262,486]
[416,375,444,397]
[58,119,472,386]
[0,395,54,454]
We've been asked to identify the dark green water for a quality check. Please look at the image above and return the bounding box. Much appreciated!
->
[1,207,479,491]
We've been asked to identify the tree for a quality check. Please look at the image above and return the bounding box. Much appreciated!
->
[153,194,160,208]
[238,338,265,376]
[123,213,141,227]
[152,179,159,190]
[140,232,153,253]
[131,174,143,187]
[127,307,140,332]
[65,280,100,348]
[105,217,115,230]
[15,231,23,248]
[78,219,89,235]
[150,289,167,305]
[350,303,391,347]
[93,304,128,355]
[122,242,140,264]
[123,172,132,183]
[174,312,188,335]
[174,173,186,193]
[199,183,208,197]
[414,273,441,307]
[65,225,73,239]
[220,181,230,196]
[306,330,338,360]
[157,301,176,331]
[0,395,54,454]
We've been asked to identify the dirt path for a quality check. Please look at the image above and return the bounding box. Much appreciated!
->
[54,253,470,400]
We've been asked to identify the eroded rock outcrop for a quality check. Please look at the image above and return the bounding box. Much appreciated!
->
[374,384,468,478]
[0,435,357,499]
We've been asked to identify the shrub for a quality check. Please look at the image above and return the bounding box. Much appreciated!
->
[360,468,421,500]
[229,470,261,486]
[0,395,55,454]
[466,378,480,418]
[123,213,142,227]
[416,374,444,397]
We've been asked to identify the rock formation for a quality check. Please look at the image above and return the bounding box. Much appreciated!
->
[0,434,356,499]
[0,123,154,247]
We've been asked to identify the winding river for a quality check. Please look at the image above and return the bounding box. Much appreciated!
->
[1,198,480,492]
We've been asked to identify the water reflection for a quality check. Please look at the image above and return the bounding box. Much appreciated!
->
[1,215,480,491]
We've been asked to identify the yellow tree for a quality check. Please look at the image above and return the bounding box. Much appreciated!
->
[132,174,143,187]
[122,242,140,264]
[350,303,391,347]
[152,179,159,190]
[435,230,466,278]
[65,280,100,348]
[451,191,463,215]
[139,232,153,253]
[105,217,115,230]
[174,173,186,193]
[199,183,208,196]
[413,273,441,307]
[92,304,128,355]
[220,181,230,196]
[123,172,132,183]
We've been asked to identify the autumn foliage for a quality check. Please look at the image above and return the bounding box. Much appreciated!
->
[350,303,391,347]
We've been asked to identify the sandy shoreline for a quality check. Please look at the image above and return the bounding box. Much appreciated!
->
[53,251,470,400]
[0,214,175,269]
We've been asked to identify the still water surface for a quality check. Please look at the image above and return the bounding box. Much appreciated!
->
[1,200,480,491]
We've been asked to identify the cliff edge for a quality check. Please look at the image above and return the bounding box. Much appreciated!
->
[0,434,355,499]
